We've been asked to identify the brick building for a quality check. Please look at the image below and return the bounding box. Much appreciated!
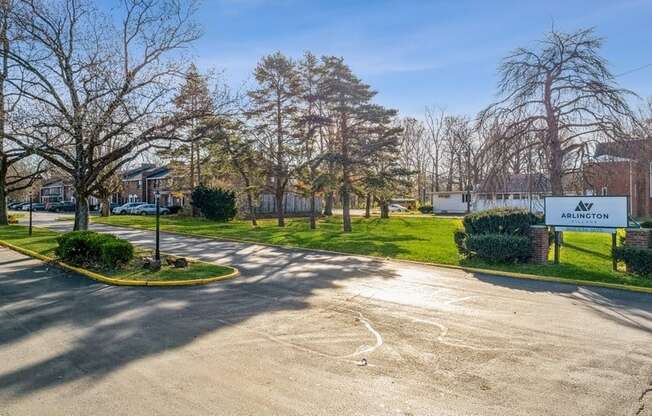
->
[583,139,652,217]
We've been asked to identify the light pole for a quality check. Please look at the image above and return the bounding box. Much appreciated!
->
[29,186,34,236]
[155,189,160,261]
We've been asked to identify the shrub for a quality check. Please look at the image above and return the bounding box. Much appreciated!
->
[7,214,19,224]
[55,231,117,265]
[464,233,531,263]
[100,240,134,267]
[640,221,652,229]
[191,186,237,222]
[453,229,468,255]
[463,208,542,236]
[418,205,433,214]
[613,246,652,277]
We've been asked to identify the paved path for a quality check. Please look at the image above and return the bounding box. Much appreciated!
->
[1,212,652,415]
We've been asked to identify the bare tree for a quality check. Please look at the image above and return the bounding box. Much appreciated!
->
[4,0,200,229]
[480,28,636,195]
[424,106,446,195]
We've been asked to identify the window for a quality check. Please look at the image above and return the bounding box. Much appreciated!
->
[513,193,521,200]
[438,193,450,198]
[137,180,142,189]
[496,194,503,200]
[462,193,471,203]
[601,186,608,196]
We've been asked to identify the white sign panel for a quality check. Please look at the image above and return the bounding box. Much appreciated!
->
[544,196,628,229]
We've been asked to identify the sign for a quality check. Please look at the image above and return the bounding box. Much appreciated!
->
[544,196,628,229]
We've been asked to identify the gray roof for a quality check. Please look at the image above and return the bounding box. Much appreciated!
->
[478,173,550,194]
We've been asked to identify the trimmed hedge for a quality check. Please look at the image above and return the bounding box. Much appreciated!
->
[418,205,433,214]
[464,233,532,263]
[640,221,652,229]
[101,240,134,266]
[55,231,133,268]
[613,246,652,277]
[462,208,542,236]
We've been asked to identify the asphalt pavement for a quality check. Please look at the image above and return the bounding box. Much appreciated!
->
[0,212,651,415]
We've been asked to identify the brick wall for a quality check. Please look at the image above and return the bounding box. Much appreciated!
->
[625,228,651,249]
[529,225,549,264]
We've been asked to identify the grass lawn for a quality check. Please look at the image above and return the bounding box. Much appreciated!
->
[0,225,234,282]
[93,214,652,289]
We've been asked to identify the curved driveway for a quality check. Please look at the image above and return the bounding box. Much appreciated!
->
[0,212,651,415]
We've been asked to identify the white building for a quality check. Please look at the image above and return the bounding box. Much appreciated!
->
[432,173,550,214]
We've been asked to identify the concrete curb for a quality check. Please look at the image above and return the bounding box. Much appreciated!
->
[0,239,239,287]
[91,220,652,295]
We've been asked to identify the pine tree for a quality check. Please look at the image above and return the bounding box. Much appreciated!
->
[247,52,301,227]
[320,56,400,232]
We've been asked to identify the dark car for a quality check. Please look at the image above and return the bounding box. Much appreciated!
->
[23,203,46,211]
[47,201,76,213]
[8,202,25,209]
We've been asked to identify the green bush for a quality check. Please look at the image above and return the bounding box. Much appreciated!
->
[191,186,237,222]
[463,208,542,236]
[464,233,531,263]
[100,240,134,267]
[418,205,433,214]
[453,229,468,255]
[55,231,125,266]
[640,221,652,229]
[613,246,652,277]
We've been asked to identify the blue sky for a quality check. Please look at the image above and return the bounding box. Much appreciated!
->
[189,0,652,118]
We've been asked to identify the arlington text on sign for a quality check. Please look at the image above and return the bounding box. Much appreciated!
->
[544,196,629,229]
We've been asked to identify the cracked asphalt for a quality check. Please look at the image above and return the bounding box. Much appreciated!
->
[0,212,651,415]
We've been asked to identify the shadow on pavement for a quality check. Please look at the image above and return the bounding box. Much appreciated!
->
[0,246,399,397]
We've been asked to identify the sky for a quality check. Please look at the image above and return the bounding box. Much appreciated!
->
[187,0,652,118]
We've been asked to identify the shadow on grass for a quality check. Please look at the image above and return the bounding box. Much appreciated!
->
[563,242,612,261]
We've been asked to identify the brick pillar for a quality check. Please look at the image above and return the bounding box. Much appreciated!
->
[529,225,550,264]
[625,228,651,249]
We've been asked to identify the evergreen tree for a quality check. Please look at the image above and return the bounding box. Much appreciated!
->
[247,52,301,227]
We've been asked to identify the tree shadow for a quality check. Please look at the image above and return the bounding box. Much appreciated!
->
[0,237,401,397]
[472,272,652,335]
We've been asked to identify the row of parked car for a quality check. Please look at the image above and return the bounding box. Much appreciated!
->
[8,201,178,216]
[112,202,172,215]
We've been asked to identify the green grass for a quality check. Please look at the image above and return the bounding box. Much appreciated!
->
[93,214,652,289]
[0,225,234,282]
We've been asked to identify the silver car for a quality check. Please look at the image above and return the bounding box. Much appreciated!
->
[132,204,169,215]
[112,202,145,215]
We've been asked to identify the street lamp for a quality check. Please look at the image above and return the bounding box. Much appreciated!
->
[29,186,34,236]
[155,189,160,261]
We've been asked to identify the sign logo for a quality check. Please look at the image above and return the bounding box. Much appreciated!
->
[574,201,594,212]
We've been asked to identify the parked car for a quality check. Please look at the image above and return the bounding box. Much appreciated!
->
[47,201,76,213]
[112,202,145,215]
[22,203,46,211]
[8,202,25,209]
[133,204,170,216]
[388,203,408,212]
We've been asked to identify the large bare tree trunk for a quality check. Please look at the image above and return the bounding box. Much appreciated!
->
[0,158,7,226]
[380,199,389,219]
[275,184,285,227]
[309,191,317,230]
[364,192,371,218]
[73,193,90,231]
[341,181,352,233]
[324,191,333,216]
[100,196,111,217]
[245,186,257,227]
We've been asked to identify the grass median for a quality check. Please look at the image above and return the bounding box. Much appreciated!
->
[93,214,652,290]
[0,225,235,283]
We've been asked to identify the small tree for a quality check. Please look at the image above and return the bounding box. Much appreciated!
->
[191,185,237,222]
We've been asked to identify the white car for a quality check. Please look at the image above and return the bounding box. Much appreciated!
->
[112,202,146,215]
[388,203,408,212]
